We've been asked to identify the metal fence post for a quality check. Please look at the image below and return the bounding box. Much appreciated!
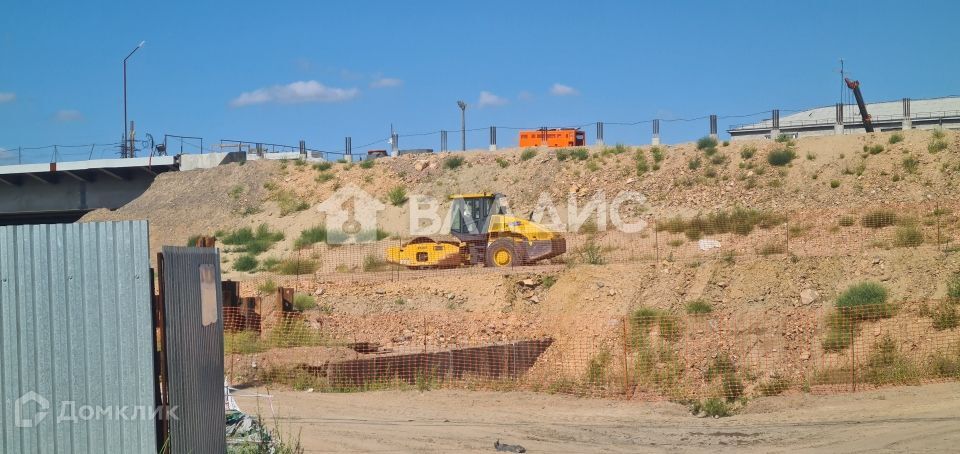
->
[621,317,630,396]
[936,202,942,251]
[654,219,660,265]
[785,215,791,254]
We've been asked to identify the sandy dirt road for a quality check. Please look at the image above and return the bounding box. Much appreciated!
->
[234,382,960,453]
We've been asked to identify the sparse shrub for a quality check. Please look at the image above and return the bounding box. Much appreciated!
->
[929,139,948,154]
[835,281,893,320]
[221,224,284,255]
[630,307,662,335]
[902,155,920,173]
[688,157,702,170]
[293,293,317,311]
[775,133,793,144]
[585,350,611,385]
[362,254,387,272]
[806,151,816,160]
[710,153,726,165]
[651,146,665,162]
[686,299,713,314]
[758,242,786,255]
[888,133,904,145]
[541,275,558,289]
[864,144,884,155]
[224,331,265,354]
[272,190,310,216]
[830,179,840,188]
[893,225,924,247]
[864,335,917,386]
[700,397,731,417]
[932,128,946,140]
[721,373,745,401]
[947,274,960,301]
[586,160,600,172]
[722,140,730,147]
[295,225,328,248]
[579,241,605,265]
[767,148,796,166]
[740,146,756,159]
[655,208,784,237]
[444,155,465,169]
[313,161,332,171]
[555,148,570,161]
[658,315,682,342]
[703,166,717,178]
[520,148,537,161]
[387,186,408,206]
[570,147,589,161]
[257,279,278,294]
[233,254,258,272]
[275,258,319,275]
[931,302,959,330]
[315,172,334,183]
[757,375,790,396]
[359,159,375,169]
[495,157,509,168]
[861,210,897,228]
[696,136,718,150]
[838,215,855,227]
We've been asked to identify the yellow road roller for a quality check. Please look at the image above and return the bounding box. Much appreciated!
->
[386,193,566,269]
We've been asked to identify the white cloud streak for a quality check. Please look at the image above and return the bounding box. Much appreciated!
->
[477,90,508,108]
[230,80,359,107]
[0,92,15,103]
[54,109,84,122]
[371,77,403,88]
[550,83,578,96]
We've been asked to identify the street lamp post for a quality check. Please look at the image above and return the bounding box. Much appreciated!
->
[457,100,467,151]
[123,41,145,158]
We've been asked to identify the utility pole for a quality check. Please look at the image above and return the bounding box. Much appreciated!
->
[457,100,467,151]
[123,40,145,158]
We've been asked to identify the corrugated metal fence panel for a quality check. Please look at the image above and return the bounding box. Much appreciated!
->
[161,246,226,453]
[0,221,156,453]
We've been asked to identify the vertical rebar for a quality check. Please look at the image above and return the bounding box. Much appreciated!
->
[621,317,630,396]
[850,320,856,392]
[936,202,942,252]
[654,220,660,265]
[785,215,791,254]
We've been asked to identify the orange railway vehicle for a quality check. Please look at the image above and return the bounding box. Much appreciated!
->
[518,128,586,148]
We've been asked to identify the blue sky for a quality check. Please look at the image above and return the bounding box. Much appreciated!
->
[1,0,958,163]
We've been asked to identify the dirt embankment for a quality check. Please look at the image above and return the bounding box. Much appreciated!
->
[83,129,959,266]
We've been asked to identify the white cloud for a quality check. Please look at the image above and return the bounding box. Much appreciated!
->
[0,92,15,103]
[54,109,84,122]
[550,83,578,96]
[371,77,403,88]
[0,147,13,161]
[230,80,359,107]
[477,90,508,108]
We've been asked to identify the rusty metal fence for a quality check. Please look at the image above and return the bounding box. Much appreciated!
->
[221,297,960,405]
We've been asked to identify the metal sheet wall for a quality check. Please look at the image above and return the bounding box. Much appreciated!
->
[0,221,157,453]
[161,246,226,453]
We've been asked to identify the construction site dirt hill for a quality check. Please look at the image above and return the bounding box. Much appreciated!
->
[83,129,960,389]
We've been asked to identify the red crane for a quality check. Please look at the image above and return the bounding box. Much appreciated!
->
[844,78,874,133]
